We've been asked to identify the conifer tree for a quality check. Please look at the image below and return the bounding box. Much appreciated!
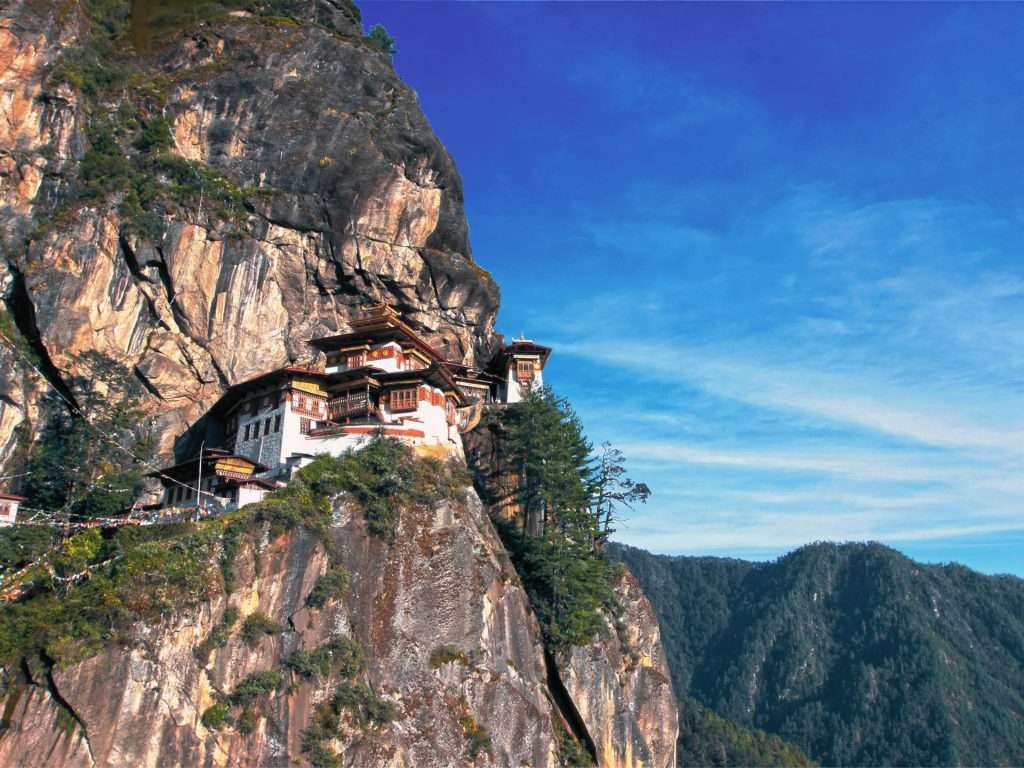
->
[24,351,154,519]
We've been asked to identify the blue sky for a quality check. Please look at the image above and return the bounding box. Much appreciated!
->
[361,2,1024,577]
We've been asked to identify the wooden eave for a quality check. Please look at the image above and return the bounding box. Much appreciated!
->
[149,452,269,484]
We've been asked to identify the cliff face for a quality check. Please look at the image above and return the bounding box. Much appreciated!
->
[0,486,677,768]
[0,4,679,766]
[0,0,499,465]
[558,571,679,768]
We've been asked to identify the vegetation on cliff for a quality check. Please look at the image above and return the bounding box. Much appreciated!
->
[613,541,1024,767]
[488,388,649,648]
[0,438,464,670]
[22,352,155,521]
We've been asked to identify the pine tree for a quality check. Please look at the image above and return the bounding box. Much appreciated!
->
[496,387,644,646]
[24,351,154,519]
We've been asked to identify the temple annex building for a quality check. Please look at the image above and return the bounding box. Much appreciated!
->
[152,305,551,515]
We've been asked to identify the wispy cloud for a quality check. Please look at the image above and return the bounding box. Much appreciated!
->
[527,187,1024,562]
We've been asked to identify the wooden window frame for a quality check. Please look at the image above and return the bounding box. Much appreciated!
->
[300,417,312,435]
[390,387,419,412]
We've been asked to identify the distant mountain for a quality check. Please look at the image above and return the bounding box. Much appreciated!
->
[610,541,1024,767]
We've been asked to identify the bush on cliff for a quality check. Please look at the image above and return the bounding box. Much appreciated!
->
[296,437,467,536]
[305,565,350,608]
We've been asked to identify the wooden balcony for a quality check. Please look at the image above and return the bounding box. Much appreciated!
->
[328,394,376,421]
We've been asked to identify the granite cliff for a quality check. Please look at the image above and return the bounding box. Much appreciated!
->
[0,2,677,766]
[0,0,498,467]
[0,484,675,768]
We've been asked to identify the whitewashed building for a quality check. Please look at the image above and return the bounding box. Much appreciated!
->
[0,492,25,526]
[151,305,552,511]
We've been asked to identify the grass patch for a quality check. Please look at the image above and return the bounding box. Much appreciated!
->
[301,681,398,763]
[298,437,468,537]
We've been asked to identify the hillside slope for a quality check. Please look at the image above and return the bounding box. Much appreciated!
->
[612,541,1024,767]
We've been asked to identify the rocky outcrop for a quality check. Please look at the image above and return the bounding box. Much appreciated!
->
[0,0,499,468]
[0,485,676,768]
[557,570,679,768]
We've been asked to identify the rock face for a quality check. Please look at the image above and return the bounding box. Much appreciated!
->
[0,0,499,466]
[0,4,679,766]
[557,570,679,768]
[0,487,677,768]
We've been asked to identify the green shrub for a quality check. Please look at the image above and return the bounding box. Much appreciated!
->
[429,645,469,669]
[364,24,396,57]
[305,565,350,608]
[332,682,396,727]
[555,718,593,767]
[0,526,54,576]
[304,741,340,768]
[201,702,231,730]
[296,437,465,537]
[0,520,225,668]
[285,637,363,680]
[230,670,284,706]
[240,611,283,646]
[236,707,258,735]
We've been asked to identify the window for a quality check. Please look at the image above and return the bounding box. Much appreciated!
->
[264,417,271,435]
[274,414,282,433]
[297,395,306,411]
[390,387,418,412]
[0,504,9,517]
[252,421,260,439]
[244,424,251,441]
[250,399,260,415]
[517,360,534,379]
[300,417,312,435]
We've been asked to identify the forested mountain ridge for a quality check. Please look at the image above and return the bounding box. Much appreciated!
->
[611,541,1024,767]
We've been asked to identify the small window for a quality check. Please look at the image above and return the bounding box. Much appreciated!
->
[300,417,312,435]
[264,417,271,434]
[252,421,260,439]
[244,424,251,441]
[250,399,260,416]
[274,414,282,433]
[390,387,418,412]
[297,395,306,411]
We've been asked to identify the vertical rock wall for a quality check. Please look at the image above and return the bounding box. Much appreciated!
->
[0,0,500,469]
